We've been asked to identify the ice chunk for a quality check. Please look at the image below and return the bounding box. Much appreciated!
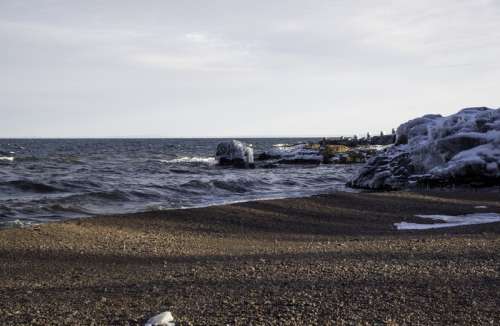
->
[145,311,175,326]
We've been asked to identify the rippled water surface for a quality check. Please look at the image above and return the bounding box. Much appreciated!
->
[0,139,361,226]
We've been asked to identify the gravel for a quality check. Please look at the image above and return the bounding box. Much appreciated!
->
[0,189,499,325]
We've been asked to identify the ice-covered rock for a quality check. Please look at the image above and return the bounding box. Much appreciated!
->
[259,143,323,164]
[349,107,500,189]
[257,143,379,165]
[215,140,254,168]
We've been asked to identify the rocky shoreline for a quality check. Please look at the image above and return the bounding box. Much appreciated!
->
[1,189,499,325]
[349,107,500,190]
[221,107,500,191]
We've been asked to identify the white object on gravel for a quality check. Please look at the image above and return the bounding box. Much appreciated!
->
[145,311,175,326]
[395,212,500,230]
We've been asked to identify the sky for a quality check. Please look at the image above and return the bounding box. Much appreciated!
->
[1,0,499,138]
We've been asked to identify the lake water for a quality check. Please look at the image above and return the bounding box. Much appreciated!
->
[0,138,361,227]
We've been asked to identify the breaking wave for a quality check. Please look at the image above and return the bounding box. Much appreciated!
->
[160,156,216,164]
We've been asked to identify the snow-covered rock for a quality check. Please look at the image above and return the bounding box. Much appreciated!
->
[349,107,500,189]
[215,140,254,168]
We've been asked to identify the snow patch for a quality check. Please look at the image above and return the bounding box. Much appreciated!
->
[395,212,500,230]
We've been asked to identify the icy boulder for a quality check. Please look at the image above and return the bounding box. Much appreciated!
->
[349,107,500,189]
[215,140,255,168]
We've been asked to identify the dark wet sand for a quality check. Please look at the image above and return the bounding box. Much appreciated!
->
[1,189,499,325]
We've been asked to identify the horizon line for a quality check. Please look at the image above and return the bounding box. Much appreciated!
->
[0,134,375,140]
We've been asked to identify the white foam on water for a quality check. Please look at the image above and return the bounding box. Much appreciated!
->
[474,206,488,209]
[0,156,14,161]
[1,219,37,228]
[160,156,216,164]
[395,213,500,230]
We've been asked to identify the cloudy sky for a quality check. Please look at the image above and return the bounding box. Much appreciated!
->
[1,0,499,138]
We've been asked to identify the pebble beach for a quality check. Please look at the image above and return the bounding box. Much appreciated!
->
[1,189,499,325]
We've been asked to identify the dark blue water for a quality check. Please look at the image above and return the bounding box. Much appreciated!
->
[0,139,361,227]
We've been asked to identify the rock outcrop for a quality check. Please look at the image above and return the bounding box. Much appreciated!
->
[349,107,500,189]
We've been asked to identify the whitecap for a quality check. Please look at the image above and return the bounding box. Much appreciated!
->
[160,156,216,164]
[0,156,14,161]
[1,219,36,228]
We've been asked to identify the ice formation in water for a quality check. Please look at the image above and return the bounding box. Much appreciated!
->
[215,140,255,168]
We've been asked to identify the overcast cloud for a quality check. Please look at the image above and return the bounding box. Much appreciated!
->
[1,0,499,137]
